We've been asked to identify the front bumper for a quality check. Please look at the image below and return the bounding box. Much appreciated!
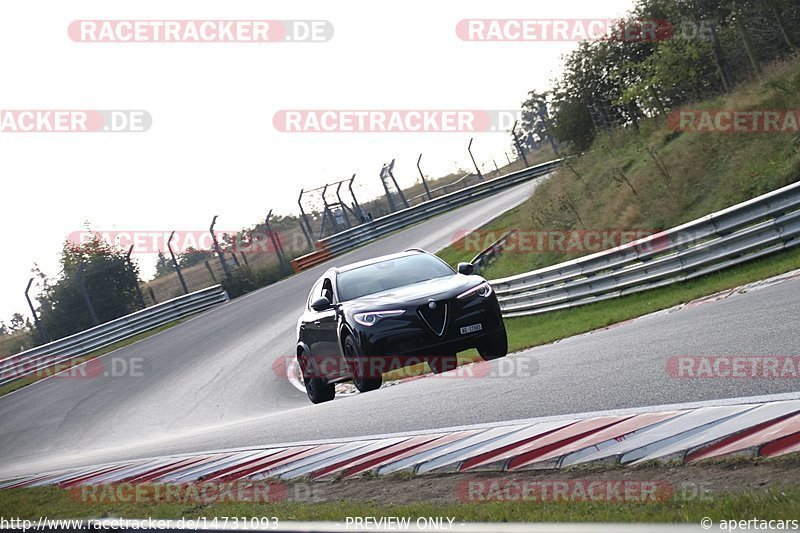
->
[353,294,505,359]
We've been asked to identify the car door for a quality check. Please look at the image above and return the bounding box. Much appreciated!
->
[300,279,324,358]
[315,277,345,378]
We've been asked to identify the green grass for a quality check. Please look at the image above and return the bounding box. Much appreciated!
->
[434,55,800,357]
[2,485,798,522]
[0,318,186,399]
[502,245,800,353]
[436,56,800,282]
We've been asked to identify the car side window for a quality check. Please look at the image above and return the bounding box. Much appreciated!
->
[321,278,334,303]
[307,279,324,310]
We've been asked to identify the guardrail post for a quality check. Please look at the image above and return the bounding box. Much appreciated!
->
[210,216,234,285]
[297,189,315,249]
[125,245,147,309]
[512,121,529,167]
[468,138,484,180]
[266,210,291,274]
[25,278,50,343]
[416,154,433,200]
[76,263,99,326]
[168,231,189,295]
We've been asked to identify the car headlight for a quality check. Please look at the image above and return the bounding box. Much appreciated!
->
[353,310,405,326]
[457,281,493,300]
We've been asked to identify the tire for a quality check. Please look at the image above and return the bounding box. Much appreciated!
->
[344,335,382,393]
[428,355,458,374]
[298,352,335,404]
[478,328,508,361]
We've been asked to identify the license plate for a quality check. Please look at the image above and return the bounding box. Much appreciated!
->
[460,323,483,335]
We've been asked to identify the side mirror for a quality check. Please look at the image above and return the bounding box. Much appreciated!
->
[311,296,332,312]
[457,262,475,275]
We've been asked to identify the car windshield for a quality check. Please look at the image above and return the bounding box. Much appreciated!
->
[337,253,454,301]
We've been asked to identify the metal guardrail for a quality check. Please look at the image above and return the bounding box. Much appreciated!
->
[291,159,563,272]
[490,180,800,317]
[472,229,518,275]
[407,171,473,205]
[0,285,229,387]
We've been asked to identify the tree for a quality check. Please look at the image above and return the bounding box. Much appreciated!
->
[37,233,143,340]
[178,247,216,269]
[8,313,30,333]
[154,251,173,278]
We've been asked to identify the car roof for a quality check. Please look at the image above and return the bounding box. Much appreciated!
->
[331,249,427,274]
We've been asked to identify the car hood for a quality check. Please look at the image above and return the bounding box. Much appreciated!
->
[344,274,482,309]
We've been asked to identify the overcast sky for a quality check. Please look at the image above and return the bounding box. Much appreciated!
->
[1,0,637,323]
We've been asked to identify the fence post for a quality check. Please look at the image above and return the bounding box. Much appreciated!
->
[348,175,364,221]
[335,181,353,228]
[297,189,316,249]
[25,278,50,343]
[266,210,290,274]
[168,231,189,295]
[204,261,218,283]
[468,138,484,181]
[125,245,147,309]
[210,216,234,285]
[386,159,409,208]
[416,154,433,200]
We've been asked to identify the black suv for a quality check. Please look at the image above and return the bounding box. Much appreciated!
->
[295,249,507,403]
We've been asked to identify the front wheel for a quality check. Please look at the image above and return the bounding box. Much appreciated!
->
[344,335,382,393]
[298,352,335,404]
[478,328,508,361]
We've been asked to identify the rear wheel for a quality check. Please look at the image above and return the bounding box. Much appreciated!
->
[298,352,335,404]
[428,355,458,374]
[478,328,508,361]
[344,335,382,393]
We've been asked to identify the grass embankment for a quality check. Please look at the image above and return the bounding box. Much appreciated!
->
[435,56,800,357]
[441,57,800,273]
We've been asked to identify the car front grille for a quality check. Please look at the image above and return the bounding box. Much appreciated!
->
[417,301,448,337]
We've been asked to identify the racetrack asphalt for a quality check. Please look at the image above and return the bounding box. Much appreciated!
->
[1,175,798,479]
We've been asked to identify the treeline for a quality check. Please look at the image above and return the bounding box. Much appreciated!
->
[520,0,800,152]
